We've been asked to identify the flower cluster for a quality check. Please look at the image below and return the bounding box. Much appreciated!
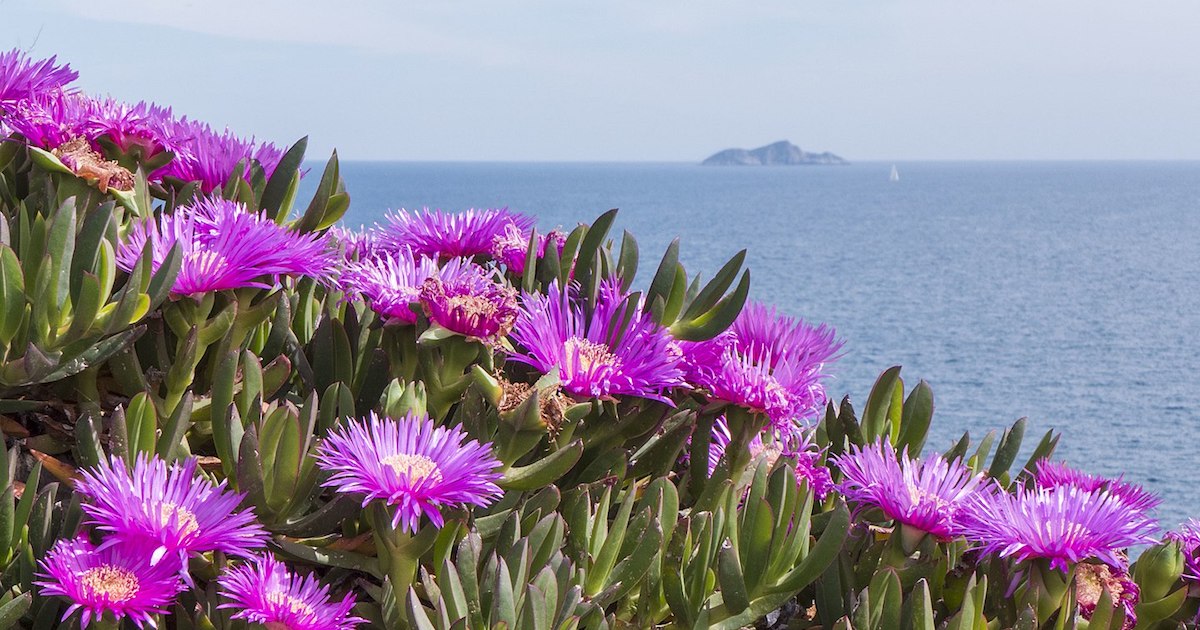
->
[116,195,337,295]
[679,302,841,431]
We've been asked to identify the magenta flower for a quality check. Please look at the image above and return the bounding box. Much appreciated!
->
[0,48,77,109]
[679,303,840,429]
[509,281,685,403]
[418,261,519,342]
[492,223,567,274]
[117,196,336,295]
[86,97,174,156]
[329,225,382,261]
[218,554,365,630]
[381,208,535,259]
[4,90,94,149]
[1033,460,1160,515]
[833,439,987,539]
[156,117,284,191]
[314,412,503,533]
[343,250,444,324]
[74,454,267,566]
[1075,562,1139,630]
[707,417,834,498]
[960,486,1158,571]
[36,537,184,629]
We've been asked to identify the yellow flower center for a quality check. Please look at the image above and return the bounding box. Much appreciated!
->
[267,590,315,617]
[382,454,443,484]
[447,294,498,319]
[156,502,200,537]
[564,337,618,371]
[80,565,139,603]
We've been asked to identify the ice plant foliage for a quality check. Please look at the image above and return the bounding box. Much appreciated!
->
[960,485,1158,571]
[73,454,267,566]
[834,439,987,538]
[0,48,77,109]
[381,207,535,259]
[680,302,840,429]
[219,555,364,630]
[36,537,184,629]
[117,195,335,295]
[1167,519,1200,580]
[314,412,503,533]
[418,261,519,341]
[510,281,685,402]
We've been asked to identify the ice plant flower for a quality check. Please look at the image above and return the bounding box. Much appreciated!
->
[418,261,519,342]
[833,439,987,539]
[116,196,336,295]
[960,485,1158,571]
[381,207,535,259]
[36,537,184,629]
[343,250,446,324]
[219,554,364,630]
[1033,460,1161,515]
[329,225,381,261]
[314,412,503,533]
[5,90,95,149]
[86,97,174,157]
[509,280,685,402]
[492,223,567,274]
[156,117,284,191]
[707,417,834,497]
[679,302,840,429]
[0,48,77,109]
[74,454,267,567]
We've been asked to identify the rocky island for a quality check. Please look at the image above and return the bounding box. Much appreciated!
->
[701,139,847,165]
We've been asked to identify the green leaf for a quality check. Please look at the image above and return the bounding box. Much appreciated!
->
[0,592,31,628]
[0,245,26,345]
[989,417,1026,479]
[126,392,158,457]
[644,238,679,320]
[500,440,582,491]
[571,208,618,293]
[668,269,749,341]
[862,366,902,442]
[262,137,308,221]
[910,579,936,630]
[681,249,745,321]
[897,380,934,456]
[717,543,750,614]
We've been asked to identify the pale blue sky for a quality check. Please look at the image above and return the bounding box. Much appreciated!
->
[3,0,1199,161]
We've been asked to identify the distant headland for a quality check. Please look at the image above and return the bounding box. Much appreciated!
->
[701,140,847,166]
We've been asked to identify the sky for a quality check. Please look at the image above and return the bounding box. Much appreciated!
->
[3,0,1199,161]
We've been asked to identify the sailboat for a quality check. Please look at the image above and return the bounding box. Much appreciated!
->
[889,164,900,182]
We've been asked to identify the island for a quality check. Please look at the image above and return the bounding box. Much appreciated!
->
[701,140,847,166]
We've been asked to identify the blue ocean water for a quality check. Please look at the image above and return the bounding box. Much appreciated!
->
[318,161,1200,530]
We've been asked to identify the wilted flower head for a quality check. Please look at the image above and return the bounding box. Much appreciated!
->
[0,48,77,109]
[343,250,445,325]
[116,196,336,295]
[509,280,685,402]
[36,537,184,629]
[1074,562,1139,630]
[1034,460,1160,515]
[419,261,519,342]
[492,223,567,274]
[833,439,987,539]
[219,554,365,630]
[960,485,1158,572]
[315,412,503,533]
[156,117,284,191]
[74,454,267,566]
[381,207,535,259]
[680,302,840,429]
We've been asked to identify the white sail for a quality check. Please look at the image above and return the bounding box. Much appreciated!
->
[889,164,900,182]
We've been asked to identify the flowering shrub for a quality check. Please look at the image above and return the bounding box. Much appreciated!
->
[0,49,1197,630]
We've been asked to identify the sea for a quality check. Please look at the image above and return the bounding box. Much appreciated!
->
[311,160,1200,531]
